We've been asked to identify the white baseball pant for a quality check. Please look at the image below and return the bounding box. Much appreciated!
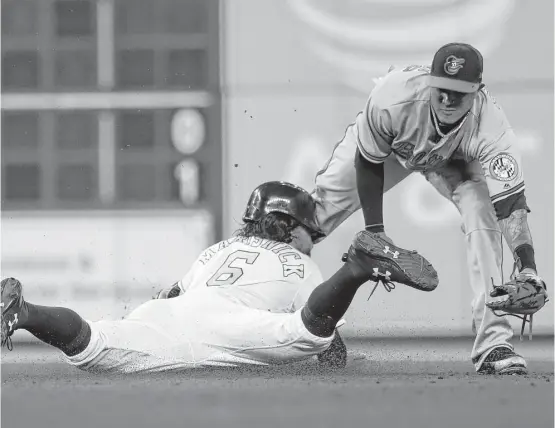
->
[64,290,334,374]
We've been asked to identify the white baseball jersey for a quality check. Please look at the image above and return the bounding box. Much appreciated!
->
[176,235,323,313]
[357,65,525,205]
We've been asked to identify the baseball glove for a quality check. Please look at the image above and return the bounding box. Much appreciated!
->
[487,272,548,315]
[486,272,549,340]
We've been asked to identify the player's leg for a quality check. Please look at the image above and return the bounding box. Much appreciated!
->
[1,277,195,373]
[251,227,435,366]
[300,223,438,337]
[1,278,91,356]
[424,161,525,374]
[66,314,195,374]
[135,231,433,370]
[184,241,399,369]
[452,162,526,374]
[312,122,411,236]
[297,250,376,367]
[300,260,370,337]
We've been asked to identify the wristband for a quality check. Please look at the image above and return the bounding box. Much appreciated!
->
[515,244,537,272]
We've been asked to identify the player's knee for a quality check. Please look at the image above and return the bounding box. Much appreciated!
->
[300,306,336,338]
[64,323,105,368]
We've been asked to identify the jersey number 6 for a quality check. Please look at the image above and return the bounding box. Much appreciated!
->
[206,250,260,286]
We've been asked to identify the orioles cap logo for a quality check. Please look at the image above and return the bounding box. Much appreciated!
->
[444,55,466,75]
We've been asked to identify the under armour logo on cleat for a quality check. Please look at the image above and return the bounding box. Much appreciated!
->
[383,246,399,258]
[7,313,18,332]
[372,268,391,280]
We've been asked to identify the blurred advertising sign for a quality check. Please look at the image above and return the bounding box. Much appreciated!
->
[286,0,518,92]
[222,0,553,335]
[1,211,214,326]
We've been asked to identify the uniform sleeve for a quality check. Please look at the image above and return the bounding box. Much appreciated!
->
[471,89,527,212]
[355,89,394,164]
[478,128,526,208]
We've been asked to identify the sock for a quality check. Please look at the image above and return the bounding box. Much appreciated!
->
[301,263,368,337]
[20,302,91,356]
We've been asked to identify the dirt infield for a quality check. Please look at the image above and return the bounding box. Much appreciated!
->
[2,337,553,428]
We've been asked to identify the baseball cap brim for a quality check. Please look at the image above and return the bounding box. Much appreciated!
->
[427,76,480,93]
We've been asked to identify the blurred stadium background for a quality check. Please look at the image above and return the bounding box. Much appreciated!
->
[1,0,553,341]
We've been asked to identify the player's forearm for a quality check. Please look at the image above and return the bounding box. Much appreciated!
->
[355,149,385,232]
[498,209,536,272]
[498,208,533,251]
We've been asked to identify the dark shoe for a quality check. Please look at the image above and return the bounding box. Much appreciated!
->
[475,346,527,375]
[344,231,439,292]
[1,277,26,350]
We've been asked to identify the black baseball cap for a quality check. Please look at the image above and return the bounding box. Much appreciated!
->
[427,42,483,93]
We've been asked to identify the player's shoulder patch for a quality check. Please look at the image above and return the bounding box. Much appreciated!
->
[489,152,519,181]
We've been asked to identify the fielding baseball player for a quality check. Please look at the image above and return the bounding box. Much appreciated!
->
[1,181,438,374]
[311,42,548,375]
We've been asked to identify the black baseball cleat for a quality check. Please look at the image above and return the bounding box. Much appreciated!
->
[343,231,439,292]
[474,346,527,375]
[1,277,27,350]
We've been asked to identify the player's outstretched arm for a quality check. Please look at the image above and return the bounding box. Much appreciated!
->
[478,115,539,276]
[488,207,548,328]
[482,131,549,324]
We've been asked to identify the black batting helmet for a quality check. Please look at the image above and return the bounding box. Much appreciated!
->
[242,181,325,240]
